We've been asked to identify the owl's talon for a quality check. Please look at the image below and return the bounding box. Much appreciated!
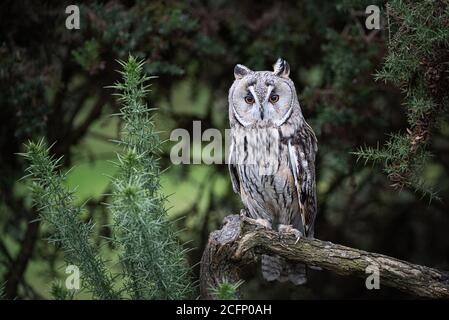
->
[254,218,272,230]
[278,224,303,244]
[240,212,272,230]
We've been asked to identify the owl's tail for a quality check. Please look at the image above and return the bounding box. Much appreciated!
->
[261,254,307,285]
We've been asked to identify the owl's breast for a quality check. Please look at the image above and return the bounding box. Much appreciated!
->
[236,139,299,226]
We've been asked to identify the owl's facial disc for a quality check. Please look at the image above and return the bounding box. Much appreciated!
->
[232,74,293,127]
[265,81,294,126]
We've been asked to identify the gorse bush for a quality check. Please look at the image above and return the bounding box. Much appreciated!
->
[209,279,244,300]
[21,56,193,299]
[108,56,194,299]
[355,0,449,199]
[50,281,76,300]
[20,140,118,299]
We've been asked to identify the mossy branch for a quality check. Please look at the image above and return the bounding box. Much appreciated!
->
[200,214,449,299]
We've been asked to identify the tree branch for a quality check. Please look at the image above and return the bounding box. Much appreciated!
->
[4,209,40,299]
[200,214,449,299]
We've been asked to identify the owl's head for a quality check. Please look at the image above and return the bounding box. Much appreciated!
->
[229,58,299,127]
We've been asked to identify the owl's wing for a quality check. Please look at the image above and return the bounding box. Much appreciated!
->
[228,140,240,194]
[287,122,318,237]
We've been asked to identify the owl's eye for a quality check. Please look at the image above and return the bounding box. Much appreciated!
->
[269,94,280,103]
[244,95,255,104]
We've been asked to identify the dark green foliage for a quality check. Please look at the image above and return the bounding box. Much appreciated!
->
[72,39,101,73]
[356,0,449,197]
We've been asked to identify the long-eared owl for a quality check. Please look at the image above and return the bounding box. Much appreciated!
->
[228,58,318,285]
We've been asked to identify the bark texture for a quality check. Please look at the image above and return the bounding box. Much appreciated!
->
[200,214,449,299]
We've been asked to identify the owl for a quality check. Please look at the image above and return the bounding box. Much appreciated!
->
[228,58,318,285]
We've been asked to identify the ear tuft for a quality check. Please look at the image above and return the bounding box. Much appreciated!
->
[234,64,252,80]
[273,57,290,78]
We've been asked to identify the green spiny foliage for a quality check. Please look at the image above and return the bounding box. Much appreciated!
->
[108,55,194,299]
[19,56,193,300]
[354,134,435,198]
[356,0,449,198]
[209,279,244,300]
[50,281,75,300]
[20,140,118,299]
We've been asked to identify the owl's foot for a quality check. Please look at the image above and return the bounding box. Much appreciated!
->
[242,215,272,230]
[278,224,303,244]
[240,209,272,230]
[254,218,272,230]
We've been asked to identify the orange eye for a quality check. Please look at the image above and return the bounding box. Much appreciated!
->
[244,95,255,104]
[269,94,279,103]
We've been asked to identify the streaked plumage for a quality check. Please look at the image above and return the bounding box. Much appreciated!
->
[228,58,318,285]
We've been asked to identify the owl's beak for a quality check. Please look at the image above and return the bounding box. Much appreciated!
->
[259,106,265,120]
[259,85,273,121]
[248,86,265,121]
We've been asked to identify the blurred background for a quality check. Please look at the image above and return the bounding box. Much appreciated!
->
[1,0,448,299]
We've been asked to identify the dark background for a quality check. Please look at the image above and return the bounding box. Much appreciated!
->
[1,0,448,299]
